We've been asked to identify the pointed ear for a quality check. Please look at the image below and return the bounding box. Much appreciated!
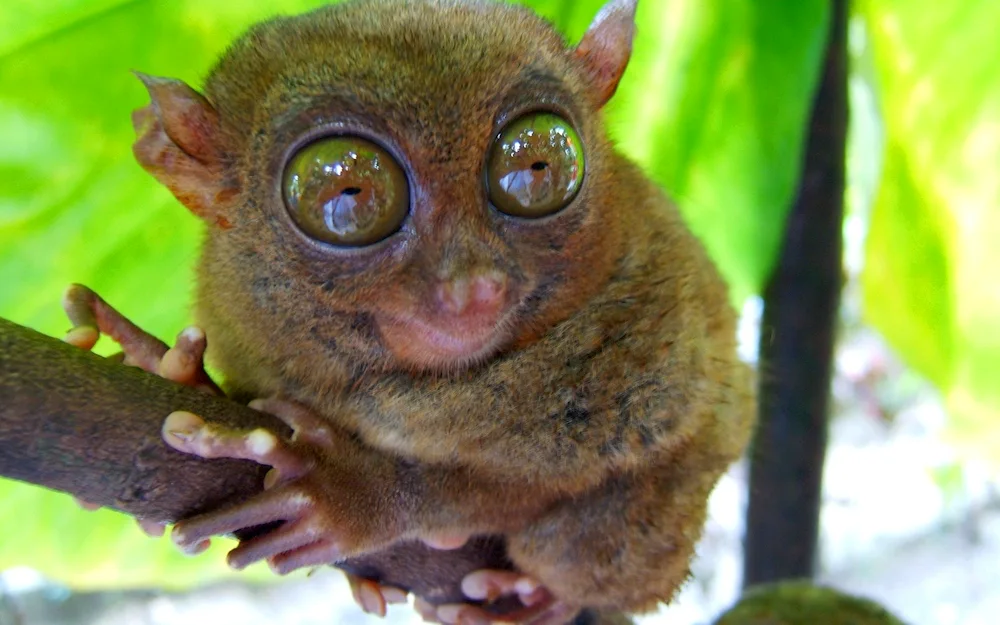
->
[131,72,239,227]
[574,0,638,108]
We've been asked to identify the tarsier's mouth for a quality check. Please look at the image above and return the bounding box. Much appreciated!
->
[405,312,508,357]
[378,307,515,366]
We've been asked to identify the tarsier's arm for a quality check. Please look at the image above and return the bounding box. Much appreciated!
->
[122,0,755,622]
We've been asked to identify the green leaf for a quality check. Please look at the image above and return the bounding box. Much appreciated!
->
[0,0,826,588]
[608,0,829,302]
[0,0,334,590]
[860,0,1000,460]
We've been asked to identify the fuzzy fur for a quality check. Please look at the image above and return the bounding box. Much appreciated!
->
[132,0,756,616]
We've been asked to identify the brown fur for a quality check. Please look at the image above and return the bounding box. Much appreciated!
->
[133,0,755,616]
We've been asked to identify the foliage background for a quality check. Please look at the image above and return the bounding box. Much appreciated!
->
[0,0,996,590]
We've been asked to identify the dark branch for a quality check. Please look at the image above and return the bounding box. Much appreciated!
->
[0,317,512,607]
[743,0,849,585]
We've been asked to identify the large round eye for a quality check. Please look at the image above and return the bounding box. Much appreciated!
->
[283,136,409,246]
[486,112,585,218]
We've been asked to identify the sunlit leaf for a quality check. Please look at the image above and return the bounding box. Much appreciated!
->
[860,0,1000,459]
[610,0,828,302]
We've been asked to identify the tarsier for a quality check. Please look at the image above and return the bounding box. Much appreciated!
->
[62,0,755,622]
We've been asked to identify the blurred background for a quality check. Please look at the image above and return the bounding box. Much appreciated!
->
[0,0,998,623]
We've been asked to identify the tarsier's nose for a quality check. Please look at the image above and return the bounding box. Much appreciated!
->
[436,270,509,317]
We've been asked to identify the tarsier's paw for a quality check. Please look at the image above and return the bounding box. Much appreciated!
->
[61,283,221,393]
[347,572,409,618]
[163,398,384,573]
[62,284,220,535]
[415,570,574,625]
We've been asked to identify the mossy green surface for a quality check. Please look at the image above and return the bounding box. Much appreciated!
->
[713,582,907,625]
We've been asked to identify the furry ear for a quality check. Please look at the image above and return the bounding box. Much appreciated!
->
[574,0,638,108]
[131,72,238,227]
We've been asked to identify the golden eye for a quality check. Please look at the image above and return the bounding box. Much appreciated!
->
[283,136,409,246]
[486,112,585,218]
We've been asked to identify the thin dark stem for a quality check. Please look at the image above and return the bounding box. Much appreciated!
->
[742,0,849,586]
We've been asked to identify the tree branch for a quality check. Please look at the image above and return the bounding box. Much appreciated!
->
[0,317,512,607]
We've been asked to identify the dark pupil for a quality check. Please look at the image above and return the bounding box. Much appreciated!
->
[342,187,362,196]
[530,161,548,171]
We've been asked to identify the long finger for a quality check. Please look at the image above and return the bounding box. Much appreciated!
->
[267,539,345,575]
[158,326,223,394]
[226,519,320,570]
[171,487,309,550]
[162,411,308,477]
[62,283,169,371]
[248,398,335,447]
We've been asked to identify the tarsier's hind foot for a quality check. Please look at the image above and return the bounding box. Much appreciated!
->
[61,283,220,393]
[414,569,576,625]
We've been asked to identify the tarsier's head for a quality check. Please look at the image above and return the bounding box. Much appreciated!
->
[134,0,638,374]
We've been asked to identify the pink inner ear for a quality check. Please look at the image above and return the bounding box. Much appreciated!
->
[135,72,222,164]
[131,73,238,224]
[574,0,638,108]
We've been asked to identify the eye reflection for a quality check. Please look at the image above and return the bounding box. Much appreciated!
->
[486,113,584,218]
[283,137,409,246]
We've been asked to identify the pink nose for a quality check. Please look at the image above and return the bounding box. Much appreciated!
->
[436,272,508,317]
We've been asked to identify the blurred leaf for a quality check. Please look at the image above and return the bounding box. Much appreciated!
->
[0,0,825,588]
[860,0,1000,460]
[0,0,335,590]
[609,0,828,302]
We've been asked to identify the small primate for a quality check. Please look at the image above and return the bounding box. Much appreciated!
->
[63,0,755,622]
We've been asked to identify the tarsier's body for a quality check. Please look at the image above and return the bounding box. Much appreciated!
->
[82,0,754,621]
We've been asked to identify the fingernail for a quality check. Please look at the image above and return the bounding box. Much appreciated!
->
[514,577,540,596]
[63,326,98,347]
[246,428,278,456]
[263,468,280,489]
[423,534,470,550]
[358,584,386,617]
[438,606,489,625]
[74,497,102,511]
[178,538,210,556]
[436,605,462,624]
[162,411,204,445]
[519,587,547,607]
[138,519,166,537]
[460,574,490,600]
[381,586,408,604]
[165,429,194,443]
[180,326,205,342]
